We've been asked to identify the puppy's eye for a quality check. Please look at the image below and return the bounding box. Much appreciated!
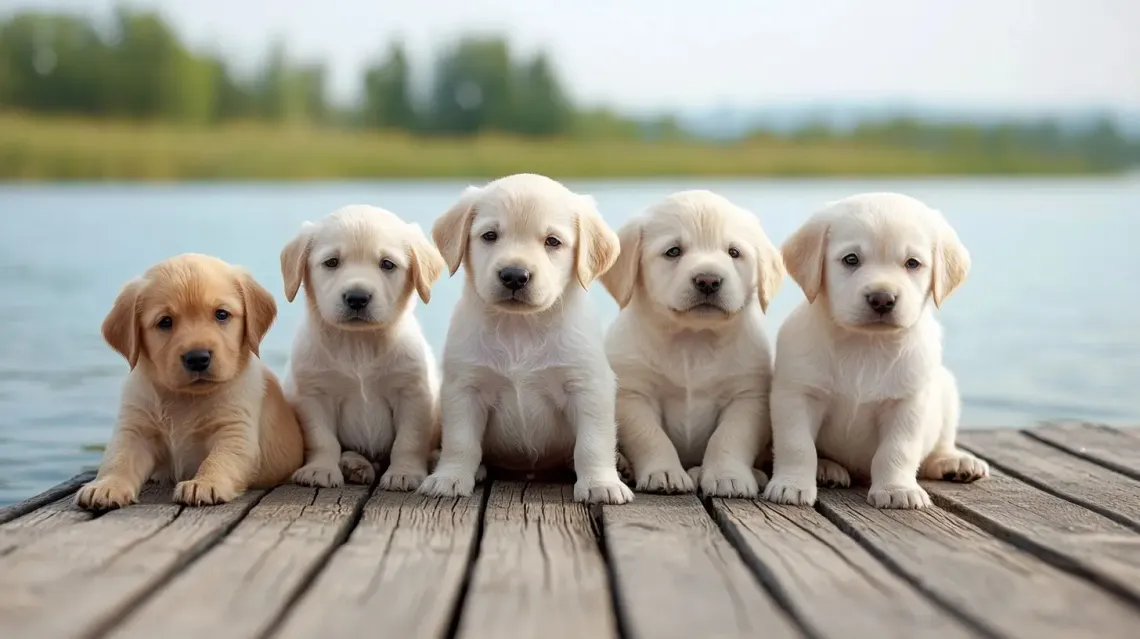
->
[905,258,922,270]
[323,258,339,269]
[728,247,741,259]
[157,316,173,330]
[545,236,562,248]
[664,246,682,258]
[842,253,860,267]
[215,309,230,322]
[380,259,396,271]
[481,231,498,243]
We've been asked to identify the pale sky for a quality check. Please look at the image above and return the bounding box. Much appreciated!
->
[7,0,1140,111]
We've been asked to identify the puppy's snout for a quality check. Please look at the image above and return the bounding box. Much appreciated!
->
[692,273,722,296]
[343,289,372,310]
[865,290,897,315]
[181,349,212,373]
[499,266,531,291]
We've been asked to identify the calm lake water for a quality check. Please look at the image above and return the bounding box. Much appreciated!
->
[1,176,1138,505]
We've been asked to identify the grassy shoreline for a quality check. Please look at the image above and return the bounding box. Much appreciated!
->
[0,113,1106,181]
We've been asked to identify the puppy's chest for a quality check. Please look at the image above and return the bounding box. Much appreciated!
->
[825,348,933,401]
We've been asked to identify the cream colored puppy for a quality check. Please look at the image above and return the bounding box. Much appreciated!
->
[281,205,445,491]
[601,191,784,498]
[763,193,988,510]
[418,173,632,504]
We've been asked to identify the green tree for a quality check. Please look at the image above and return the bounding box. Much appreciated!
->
[361,42,417,130]
[511,53,571,136]
[429,37,513,135]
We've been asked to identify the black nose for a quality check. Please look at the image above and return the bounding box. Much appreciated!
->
[693,274,722,296]
[865,291,897,315]
[343,289,372,310]
[499,266,531,291]
[182,349,212,373]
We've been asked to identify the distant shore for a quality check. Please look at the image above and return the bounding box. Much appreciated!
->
[0,114,1107,181]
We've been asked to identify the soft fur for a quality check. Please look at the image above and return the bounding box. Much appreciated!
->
[602,191,783,498]
[417,173,632,504]
[76,254,304,510]
[281,205,444,491]
[762,192,988,510]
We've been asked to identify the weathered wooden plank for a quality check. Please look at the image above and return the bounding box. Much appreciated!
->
[0,470,96,525]
[603,494,802,639]
[817,488,1140,639]
[0,495,95,556]
[106,485,370,639]
[1026,422,1140,480]
[455,482,616,639]
[709,498,976,639]
[960,430,1140,531]
[924,470,1140,607]
[273,486,487,639]
[0,484,263,638]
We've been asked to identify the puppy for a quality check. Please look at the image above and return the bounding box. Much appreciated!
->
[762,193,988,510]
[281,205,444,491]
[417,173,632,504]
[601,191,784,498]
[76,254,304,510]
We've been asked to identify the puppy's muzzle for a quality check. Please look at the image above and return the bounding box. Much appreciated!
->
[865,290,897,316]
[343,289,372,311]
[692,273,722,296]
[181,349,212,373]
[499,266,530,292]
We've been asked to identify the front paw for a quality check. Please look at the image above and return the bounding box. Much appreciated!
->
[173,478,239,506]
[817,458,852,488]
[689,463,765,498]
[75,478,139,511]
[574,476,634,505]
[379,467,427,492]
[923,451,989,483]
[292,463,344,488]
[635,465,694,494]
[762,475,817,506]
[867,483,932,509]
[418,471,475,498]
[339,454,376,485]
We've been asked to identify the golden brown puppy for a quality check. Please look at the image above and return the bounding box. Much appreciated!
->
[75,253,305,510]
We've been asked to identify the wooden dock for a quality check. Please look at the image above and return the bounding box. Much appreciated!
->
[2,421,1139,639]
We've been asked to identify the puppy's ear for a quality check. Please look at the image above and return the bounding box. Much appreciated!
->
[433,185,480,276]
[408,224,446,304]
[102,277,144,369]
[931,219,970,308]
[600,216,643,308]
[753,227,786,314]
[781,215,830,304]
[236,268,277,356]
[281,222,316,303]
[574,195,620,289]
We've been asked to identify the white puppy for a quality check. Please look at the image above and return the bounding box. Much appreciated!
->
[763,193,988,510]
[281,205,445,491]
[601,191,784,498]
[417,173,632,504]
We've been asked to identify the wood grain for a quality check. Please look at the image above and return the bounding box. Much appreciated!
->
[817,488,1140,639]
[272,486,486,639]
[455,482,617,639]
[0,495,95,556]
[106,485,370,639]
[0,484,262,638]
[710,498,975,639]
[1026,422,1140,480]
[0,471,96,525]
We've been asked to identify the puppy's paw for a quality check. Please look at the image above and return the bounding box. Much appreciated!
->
[339,453,376,485]
[75,478,138,511]
[635,465,694,494]
[575,476,634,505]
[418,472,476,498]
[292,463,344,488]
[923,451,990,483]
[817,458,852,488]
[762,475,817,506]
[474,465,488,483]
[379,467,427,492]
[689,463,765,498]
[867,484,932,509]
[173,478,239,507]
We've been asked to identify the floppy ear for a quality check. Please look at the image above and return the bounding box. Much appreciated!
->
[754,227,786,314]
[407,224,446,304]
[281,222,316,303]
[781,215,830,304]
[600,216,643,308]
[433,185,481,276]
[102,277,144,369]
[236,269,277,357]
[574,195,620,289]
[931,220,970,308]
